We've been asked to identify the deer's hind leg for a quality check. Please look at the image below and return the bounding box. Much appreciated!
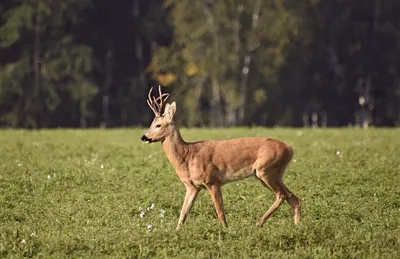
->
[284,188,301,225]
[255,167,289,227]
[255,166,301,226]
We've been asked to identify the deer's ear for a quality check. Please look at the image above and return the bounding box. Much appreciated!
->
[163,101,176,122]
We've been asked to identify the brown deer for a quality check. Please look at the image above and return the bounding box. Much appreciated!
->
[141,86,301,230]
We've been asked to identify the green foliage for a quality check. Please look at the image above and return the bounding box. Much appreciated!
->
[151,0,306,126]
[0,0,400,127]
[0,128,399,257]
[0,3,33,47]
[43,42,98,122]
[282,0,400,126]
[0,0,95,128]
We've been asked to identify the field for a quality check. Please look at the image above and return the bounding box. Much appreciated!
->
[0,128,399,258]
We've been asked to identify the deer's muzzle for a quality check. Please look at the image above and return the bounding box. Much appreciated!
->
[141,135,152,143]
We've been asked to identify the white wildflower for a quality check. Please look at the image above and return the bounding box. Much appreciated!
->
[139,211,145,218]
[160,209,165,217]
[47,175,52,180]
[21,239,27,244]
[147,203,155,211]
[336,151,341,156]
[101,164,104,169]
[147,224,153,230]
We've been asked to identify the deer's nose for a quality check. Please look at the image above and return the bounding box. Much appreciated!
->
[141,135,151,143]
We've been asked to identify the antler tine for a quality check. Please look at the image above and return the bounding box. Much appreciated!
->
[148,86,153,104]
[150,85,170,115]
[163,93,170,102]
[158,85,162,100]
[147,85,171,116]
[147,99,158,116]
[153,93,169,104]
[152,96,159,111]
[147,87,159,116]
[157,85,170,114]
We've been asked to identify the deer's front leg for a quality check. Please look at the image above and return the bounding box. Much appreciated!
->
[209,184,228,228]
[176,184,200,230]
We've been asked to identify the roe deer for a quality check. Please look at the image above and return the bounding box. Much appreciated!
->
[141,86,301,230]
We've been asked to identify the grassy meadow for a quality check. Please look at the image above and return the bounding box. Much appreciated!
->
[0,128,399,258]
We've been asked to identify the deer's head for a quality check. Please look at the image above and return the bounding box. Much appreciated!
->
[141,86,176,143]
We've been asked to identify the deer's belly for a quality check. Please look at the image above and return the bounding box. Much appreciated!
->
[222,166,255,184]
[182,165,255,188]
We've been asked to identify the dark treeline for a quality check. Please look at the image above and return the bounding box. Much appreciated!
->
[0,0,399,128]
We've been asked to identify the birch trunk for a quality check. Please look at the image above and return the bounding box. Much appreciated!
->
[238,0,261,125]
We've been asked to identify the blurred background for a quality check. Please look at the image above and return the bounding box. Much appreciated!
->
[0,0,399,129]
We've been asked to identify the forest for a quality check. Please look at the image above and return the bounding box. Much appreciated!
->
[0,0,399,128]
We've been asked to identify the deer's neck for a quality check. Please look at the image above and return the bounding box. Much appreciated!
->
[162,125,189,170]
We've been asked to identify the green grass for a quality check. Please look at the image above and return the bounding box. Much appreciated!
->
[0,128,399,258]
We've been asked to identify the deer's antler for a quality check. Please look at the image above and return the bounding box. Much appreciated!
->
[147,85,170,116]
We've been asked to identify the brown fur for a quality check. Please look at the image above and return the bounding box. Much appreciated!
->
[142,100,301,230]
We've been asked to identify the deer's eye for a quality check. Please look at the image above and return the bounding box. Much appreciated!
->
[156,124,162,128]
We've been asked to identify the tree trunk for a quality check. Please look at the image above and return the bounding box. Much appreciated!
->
[133,0,147,125]
[373,0,380,30]
[238,0,261,125]
[80,101,87,128]
[396,78,400,127]
[100,46,113,128]
[33,11,41,128]
[238,54,251,125]
[202,4,223,127]
[357,77,372,128]
[210,75,223,127]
